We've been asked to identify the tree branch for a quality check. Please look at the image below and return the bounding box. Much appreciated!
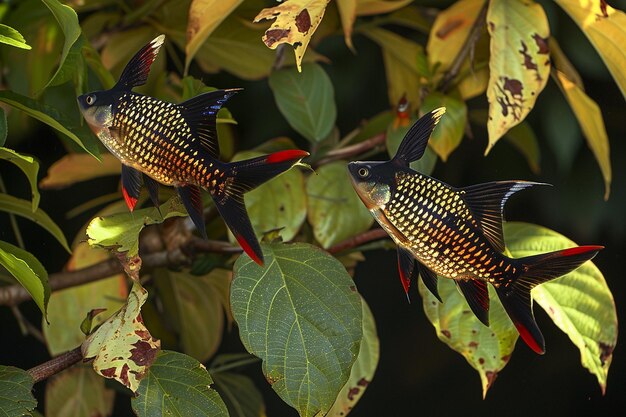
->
[437,2,488,93]
[315,133,386,167]
[328,228,389,254]
[27,346,83,384]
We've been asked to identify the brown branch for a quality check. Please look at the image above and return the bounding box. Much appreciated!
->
[315,133,386,166]
[328,228,390,254]
[438,1,488,93]
[27,346,83,384]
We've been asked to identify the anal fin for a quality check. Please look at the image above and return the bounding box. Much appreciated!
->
[397,247,417,303]
[143,174,160,208]
[121,165,143,211]
[177,185,206,239]
[417,262,442,303]
[456,279,490,326]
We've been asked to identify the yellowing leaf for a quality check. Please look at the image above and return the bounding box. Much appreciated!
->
[40,153,121,189]
[364,28,427,107]
[549,37,583,89]
[554,70,611,199]
[554,0,626,101]
[45,366,114,417]
[185,0,243,73]
[355,0,413,16]
[254,0,331,72]
[486,0,550,153]
[427,0,486,72]
[336,0,356,50]
[44,242,127,356]
[81,282,160,393]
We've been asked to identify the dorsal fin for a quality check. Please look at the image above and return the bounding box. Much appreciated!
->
[114,34,165,91]
[392,107,446,167]
[459,181,548,252]
[178,89,242,159]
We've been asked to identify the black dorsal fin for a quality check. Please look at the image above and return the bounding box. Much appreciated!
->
[456,279,490,326]
[114,34,165,91]
[178,89,242,159]
[459,181,548,252]
[392,107,446,167]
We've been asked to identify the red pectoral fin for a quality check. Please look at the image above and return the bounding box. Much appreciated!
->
[121,165,143,211]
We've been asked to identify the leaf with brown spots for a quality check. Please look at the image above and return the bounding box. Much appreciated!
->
[505,222,617,394]
[326,299,379,417]
[419,275,517,397]
[254,0,331,72]
[554,0,626,101]
[81,282,160,393]
[485,0,550,153]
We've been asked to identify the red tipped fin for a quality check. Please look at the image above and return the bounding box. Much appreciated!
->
[266,150,309,164]
[559,245,604,257]
[236,233,264,266]
[514,321,545,354]
[122,186,138,211]
[114,34,164,91]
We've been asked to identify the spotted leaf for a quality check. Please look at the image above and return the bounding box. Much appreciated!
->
[81,282,161,393]
[254,0,331,72]
[486,0,550,152]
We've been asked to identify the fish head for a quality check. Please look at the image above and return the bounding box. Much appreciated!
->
[348,160,394,210]
[77,90,116,134]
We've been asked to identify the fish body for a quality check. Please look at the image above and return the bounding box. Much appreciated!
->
[348,108,602,354]
[78,35,308,265]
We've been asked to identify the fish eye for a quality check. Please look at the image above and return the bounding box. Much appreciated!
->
[85,95,95,105]
[358,167,369,178]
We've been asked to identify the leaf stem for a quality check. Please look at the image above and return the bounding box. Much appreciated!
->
[315,133,386,166]
[437,1,488,93]
[27,346,83,384]
[0,174,25,249]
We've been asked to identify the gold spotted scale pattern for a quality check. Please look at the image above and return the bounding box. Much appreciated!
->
[384,172,517,287]
[107,93,226,190]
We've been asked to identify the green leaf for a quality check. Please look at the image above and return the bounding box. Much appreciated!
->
[326,299,379,417]
[504,222,617,393]
[229,151,307,242]
[86,197,187,257]
[0,147,40,211]
[45,366,114,417]
[0,365,36,417]
[0,240,49,318]
[44,242,127,355]
[0,90,99,158]
[132,350,229,417]
[39,153,120,189]
[0,23,31,50]
[185,0,243,72]
[364,27,427,107]
[554,0,626,101]
[155,269,231,363]
[41,0,82,90]
[554,70,611,200]
[486,0,550,152]
[212,371,265,417]
[503,120,540,174]
[0,193,70,252]
[306,161,374,248]
[81,282,160,393]
[387,121,438,175]
[0,108,6,146]
[269,63,336,143]
[420,93,466,161]
[419,277,518,398]
[231,242,363,417]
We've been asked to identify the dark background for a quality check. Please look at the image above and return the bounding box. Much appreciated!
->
[1,1,625,416]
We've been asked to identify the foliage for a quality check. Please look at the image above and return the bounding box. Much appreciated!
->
[0,0,621,416]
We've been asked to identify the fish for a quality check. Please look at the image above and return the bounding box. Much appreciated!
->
[347,107,603,354]
[77,34,308,266]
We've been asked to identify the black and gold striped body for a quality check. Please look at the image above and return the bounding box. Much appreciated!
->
[384,171,517,288]
[105,93,227,192]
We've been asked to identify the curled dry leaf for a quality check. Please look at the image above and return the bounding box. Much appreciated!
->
[81,282,160,393]
[254,0,331,72]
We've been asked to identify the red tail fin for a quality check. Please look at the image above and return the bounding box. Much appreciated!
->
[496,245,603,354]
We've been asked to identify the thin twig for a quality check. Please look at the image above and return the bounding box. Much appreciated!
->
[315,133,386,166]
[11,305,46,344]
[437,2,488,93]
[328,228,389,254]
[27,346,83,384]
